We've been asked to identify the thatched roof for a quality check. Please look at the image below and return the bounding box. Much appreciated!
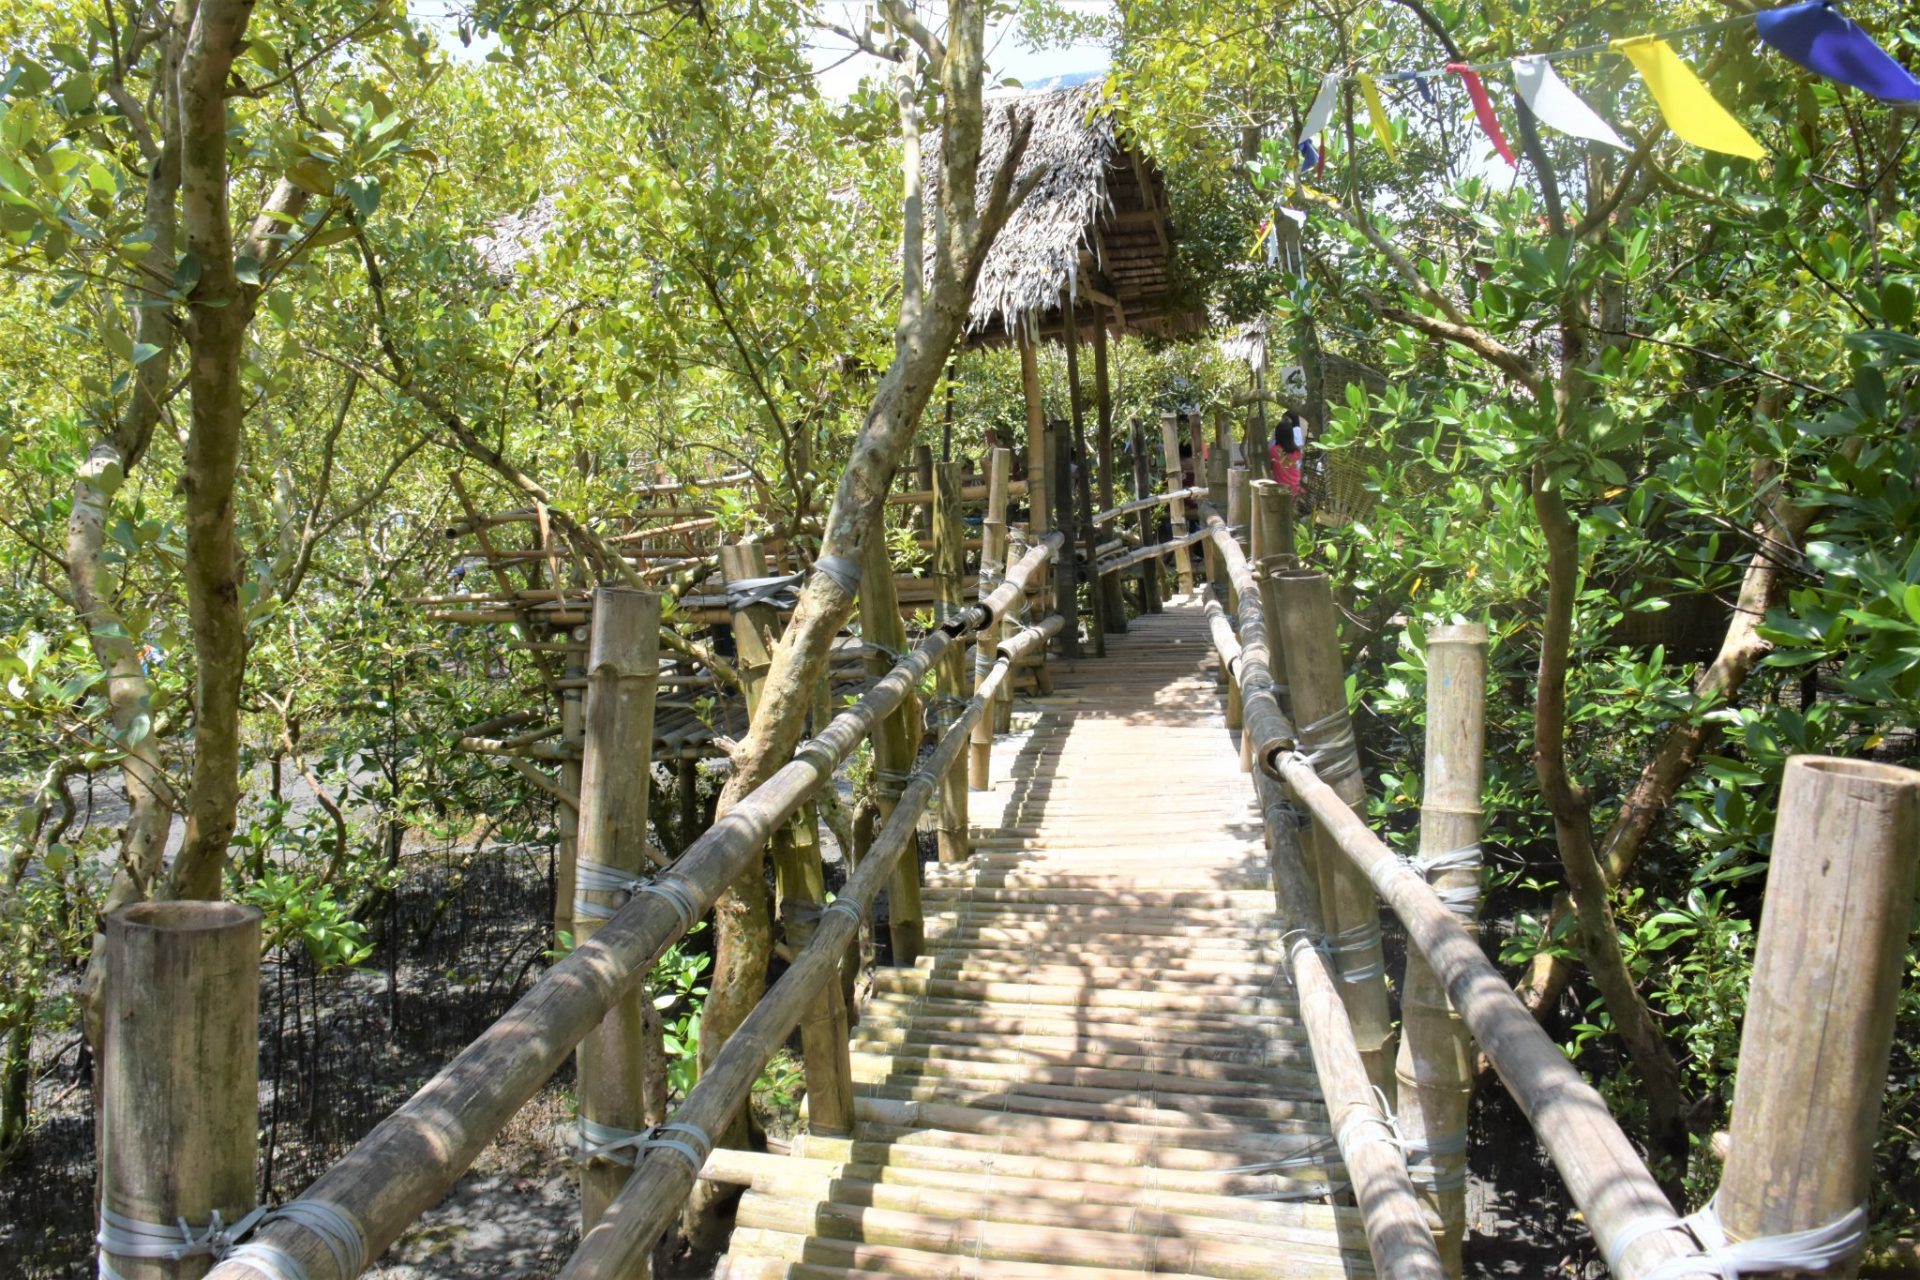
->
[954,86,1204,346]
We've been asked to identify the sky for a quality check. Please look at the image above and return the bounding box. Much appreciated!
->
[805,1,1113,99]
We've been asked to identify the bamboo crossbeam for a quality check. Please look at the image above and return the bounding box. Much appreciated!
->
[1272,757,1699,1279]
[558,615,1062,1280]
[206,537,1062,1280]
[887,478,1029,507]
[1195,505,1293,769]
[1090,485,1208,527]
[1090,527,1210,579]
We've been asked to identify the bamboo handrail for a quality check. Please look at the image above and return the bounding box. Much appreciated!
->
[558,615,1063,1278]
[1090,485,1208,528]
[206,534,1064,1280]
[1090,527,1210,579]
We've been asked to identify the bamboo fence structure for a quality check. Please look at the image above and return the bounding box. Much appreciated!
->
[198,536,1063,1280]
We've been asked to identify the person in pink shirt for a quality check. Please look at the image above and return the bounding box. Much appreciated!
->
[1269,410,1304,496]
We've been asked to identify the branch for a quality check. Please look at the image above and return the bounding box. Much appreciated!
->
[1370,293,1544,395]
[875,0,945,67]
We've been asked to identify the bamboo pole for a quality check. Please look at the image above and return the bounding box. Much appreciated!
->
[1718,756,1920,1259]
[1273,755,1701,1279]
[1393,624,1486,1276]
[933,462,968,864]
[1092,312,1127,635]
[1051,420,1081,661]
[556,618,1062,1280]
[859,526,924,964]
[1130,424,1162,615]
[207,537,1063,1280]
[971,448,1011,790]
[1062,298,1107,656]
[913,444,933,538]
[99,902,260,1280]
[1189,412,1216,589]
[572,588,668,1240]
[1250,481,1294,724]
[1269,569,1394,1094]
[1019,330,1051,694]
[1159,412,1196,597]
[555,647,586,944]
[1223,467,1249,736]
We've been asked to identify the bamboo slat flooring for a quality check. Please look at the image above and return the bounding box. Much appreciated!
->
[715,601,1367,1279]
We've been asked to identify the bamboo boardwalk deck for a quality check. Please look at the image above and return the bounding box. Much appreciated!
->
[714,601,1375,1280]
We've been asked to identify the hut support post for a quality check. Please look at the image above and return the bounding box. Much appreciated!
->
[1717,756,1920,1262]
[1092,314,1127,634]
[1130,422,1162,614]
[572,588,667,1238]
[1062,296,1106,657]
[1159,412,1195,597]
[1050,420,1081,660]
[972,447,1012,790]
[858,527,923,964]
[1394,624,1487,1276]
[99,902,260,1280]
[933,462,969,863]
[1273,569,1396,1094]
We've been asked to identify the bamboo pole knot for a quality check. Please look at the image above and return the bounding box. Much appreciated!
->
[1609,1196,1868,1280]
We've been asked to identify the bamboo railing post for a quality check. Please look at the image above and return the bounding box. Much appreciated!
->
[1130,422,1163,614]
[1272,569,1395,1093]
[99,902,259,1280]
[1158,412,1195,597]
[1394,623,1487,1276]
[1718,756,1920,1260]
[1222,467,1248,737]
[971,447,1012,790]
[723,544,826,914]
[1050,419,1081,660]
[1092,311,1127,635]
[1189,412,1216,588]
[1019,331,1051,693]
[1062,296,1107,656]
[1250,480,1292,717]
[555,640,586,944]
[858,526,923,964]
[572,587,666,1236]
[913,443,933,538]
[932,461,969,863]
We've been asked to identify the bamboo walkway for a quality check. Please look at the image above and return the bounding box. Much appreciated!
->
[715,601,1375,1280]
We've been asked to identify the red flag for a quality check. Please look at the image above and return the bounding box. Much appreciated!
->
[1446,63,1516,167]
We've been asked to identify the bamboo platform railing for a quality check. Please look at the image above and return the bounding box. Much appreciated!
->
[99,449,1916,1280]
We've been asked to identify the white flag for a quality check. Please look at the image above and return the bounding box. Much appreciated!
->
[1511,56,1629,151]
[1300,72,1340,143]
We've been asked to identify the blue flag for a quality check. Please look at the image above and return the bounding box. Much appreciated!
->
[1756,0,1920,102]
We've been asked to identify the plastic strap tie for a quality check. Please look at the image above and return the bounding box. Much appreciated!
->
[725,571,804,612]
[1407,841,1484,917]
[813,555,862,596]
[1296,709,1361,784]
[219,1200,368,1280]
[1613,1194,1868,1280]
[791,735,838,775]
[822,897,865,928]
[98,1203,269,1265]
[1219,1133,1340,1174]
[574,860,701,933]
[873,766,912,800]
[1406,1159,1468,1193]
[578,1119,714,1174]
[1335,1085,1405,1155]
[1329,920,1384,983]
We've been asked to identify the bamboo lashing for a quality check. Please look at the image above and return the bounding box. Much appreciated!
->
[558,616,1063,1279]
[205,535,1063,1280]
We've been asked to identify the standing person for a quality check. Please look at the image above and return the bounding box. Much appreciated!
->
[1269,410,1304,497]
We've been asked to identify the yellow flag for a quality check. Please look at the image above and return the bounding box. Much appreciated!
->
[1613,35,1764,160]
[1358,73,1397,161]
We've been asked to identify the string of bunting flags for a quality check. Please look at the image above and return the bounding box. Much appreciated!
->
[1289,0,1919,174]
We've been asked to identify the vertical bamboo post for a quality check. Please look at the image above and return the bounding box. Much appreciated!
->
[1018,330,1051,693]
[99,902,259,1280]
[1222,467,1248,737]
[1062,296,1107,656]
[932,461,969,864]
[1190,412,1216,588]
[858,526,922,964]
[572,588,665,1235]
[972,447,1012,789]
[1251,480,1294,711]
[913,443,933,538]
[1394,624,1487,1276]
[1159,411,1195,597]
[1718,756,1920,1255]
[677,757,701,851]
[1050,419,1081,660]
[555,636,586,945]
[1273,569,1396,1093]
[1092,312,1127,635]
[1130,423,1163,614]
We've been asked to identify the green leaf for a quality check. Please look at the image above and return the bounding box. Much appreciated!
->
[1883,280,1915,331]
[1903,584,1920,628]
[233,253,261,285]
[172,251,202,294]
[306,225,358,249]
[130,341,162,366]
[266,290,295,327]
[5,58,53,98]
